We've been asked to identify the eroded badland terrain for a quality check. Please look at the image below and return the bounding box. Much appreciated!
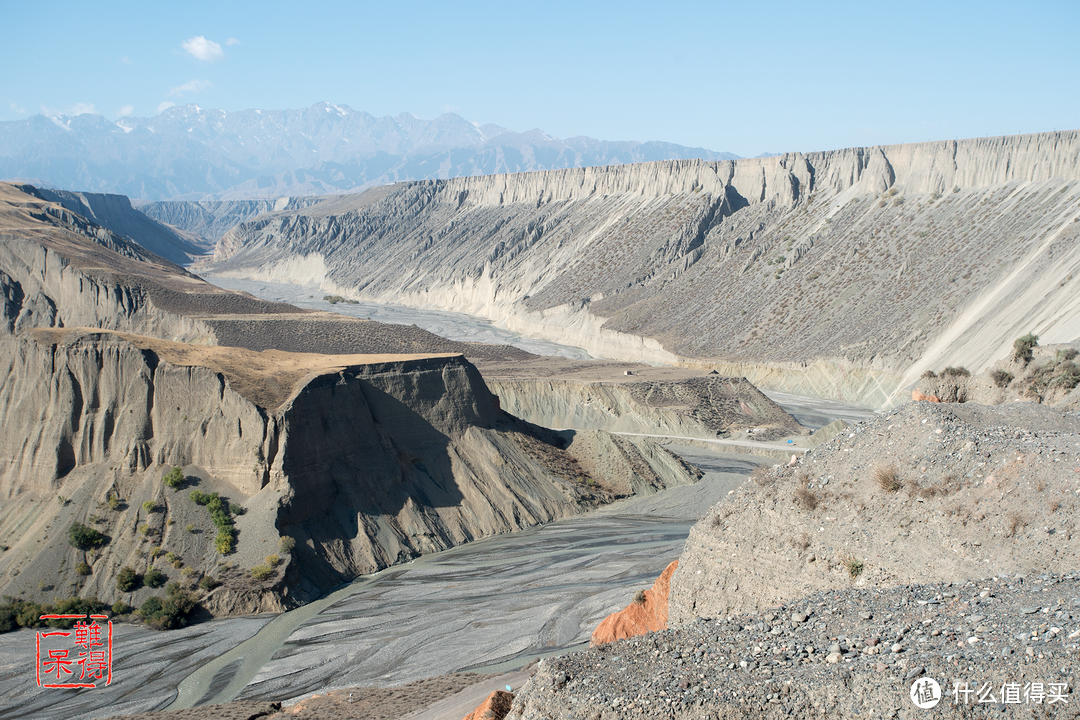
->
[1,130,1080,720]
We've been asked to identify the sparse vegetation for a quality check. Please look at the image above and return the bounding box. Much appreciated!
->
[280,536,296,555]
[144,568,166,588]
[0,598,109,633]
[633,589,647,605]
[844,556,864,578]
[68,522,107,550]
[199,575,221,591]
[1013,333,1039,364]
[143,500,157,513]
[941,366,970,377]
[139,588,197,630]
[75,561,92,576]
[1005,511,1027,538]
[872,465,902,493]
[163,466,184,489]
[250,565,274,582]
[991,369,1014,388]
[793,487,819,510]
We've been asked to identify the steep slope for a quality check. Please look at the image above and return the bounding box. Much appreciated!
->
[138,197,325,246]
[32,187,211,264]
[208,131,1080,409]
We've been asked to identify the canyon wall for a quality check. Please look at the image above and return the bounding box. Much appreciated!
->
[208,131,1080,408]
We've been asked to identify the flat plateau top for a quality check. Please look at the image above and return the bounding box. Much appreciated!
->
[31,327,460,410]
[475,356,724,384]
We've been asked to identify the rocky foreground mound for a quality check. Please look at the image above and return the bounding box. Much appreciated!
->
[509,575,1078,719]
[669,401,1080,624]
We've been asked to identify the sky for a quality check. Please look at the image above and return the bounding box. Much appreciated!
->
[1,0,1077,157]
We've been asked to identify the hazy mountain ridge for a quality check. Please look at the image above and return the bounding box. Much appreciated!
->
[0,103,736,200]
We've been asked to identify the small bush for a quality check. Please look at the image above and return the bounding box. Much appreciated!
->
[1059,348,1080,361]
[215,527,236,555]
[75,561,92,576]
[1006,511,1026,538]
[844,556,864,578]
[189,490,209,505]
[990,370,1014,388]
[230,503,246,516]
[163,466,184,489]
[185,523,197,533]
[872,465,902,493]
[105,495,123,511]
[751,466,773,487]
[921,370,937,379]
[632,589,647,605]
[142,501,157,513]
[1014,333,1039,363]
[250,565,274,582]
[68,522,107,550]
[144,568,166,588]
[941,366,970,377]
[138,524,154,536]
[116,567,141,592]
[279,536,296,555]
[265,554,281,567]
[111,601,133,615]
[793,487,819,510]
[199,575,221,591]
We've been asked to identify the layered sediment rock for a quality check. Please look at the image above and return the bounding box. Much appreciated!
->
[590,560,677,646]
[208,131,1080,408]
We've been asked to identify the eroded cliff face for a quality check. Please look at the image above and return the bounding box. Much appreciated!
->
[209,131,1080,408]
[0,327,702,612]
[0,181,703,615]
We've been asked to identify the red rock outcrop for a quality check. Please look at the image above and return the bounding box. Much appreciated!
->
[463,690,514,720]
[590,560,678,646]
[912,388,941,403]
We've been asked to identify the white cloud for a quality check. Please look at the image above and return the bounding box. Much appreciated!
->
[181,35,225,62]
[168,79,212,97]
[225,37,240,46]
[157,101,177,114]
[69,103,97,116]
[9,101,26,114]
[117,105,134,117]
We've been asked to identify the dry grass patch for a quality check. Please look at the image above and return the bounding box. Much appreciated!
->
[793,487,819,510]
[751,466,774,487]
[872,465,903,493]
[1005,511,1027,538]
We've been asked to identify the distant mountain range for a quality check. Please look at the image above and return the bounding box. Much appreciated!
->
[0,103,737,201]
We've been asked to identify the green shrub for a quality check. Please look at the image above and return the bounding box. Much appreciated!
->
[75,561,92,576]
[116,567,141,592]
[214,527,236,555]
[68,522,107,550]
[250,565,273,582]
[185,523,197,533]
[230,503,246,516]
[142,500,157,513]
[139,596,162,618]
[1014,333,1039,363]
[111,601,133,615]
[163,466,184,489]
[144,568,166,588]
[265,554,281,567]
[279,536,296,555]
[199,575,221,591]
[189,490,209,505]
[1059,348,1080,361]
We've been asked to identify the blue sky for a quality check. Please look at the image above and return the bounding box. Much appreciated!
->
[2,0,1077,157]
